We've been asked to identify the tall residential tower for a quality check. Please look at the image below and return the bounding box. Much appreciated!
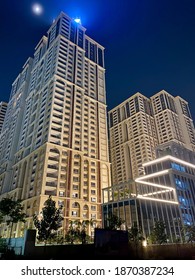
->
[109,90,195,183]
[0,101,7,134]
[108,92,158,183]
[105,90,195,241]
[0,12,111,237]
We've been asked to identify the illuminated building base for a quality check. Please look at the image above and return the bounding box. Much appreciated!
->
[103,143,195,242]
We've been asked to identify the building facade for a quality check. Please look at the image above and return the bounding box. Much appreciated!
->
[108,90,195,184]
[0,12,111,238]
[103,142,195,242]
[108,92,158,183]
[105,90,195,242]
[151,91,195,151]
[0,101,8,134]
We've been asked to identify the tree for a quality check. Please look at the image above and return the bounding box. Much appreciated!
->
[78,219,96,244]
[148,220,167,244]
[183,225,195,243]
[65,220,80,244]
[0,238,7,253]
[0,198,26,241]
[105,214,125,230]
[76,220,88,244]
[128,225,144,244]
[128,224,144,258]
[33,196,63,246]
[65,219,96,244]
[0,213,3,224]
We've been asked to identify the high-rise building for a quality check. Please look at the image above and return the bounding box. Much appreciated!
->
[108,90,195,183]
[108,92,158,183]
[104,90,195,242]
[0,101,7,134]
[151,91,195,151]
[0,12,111,238]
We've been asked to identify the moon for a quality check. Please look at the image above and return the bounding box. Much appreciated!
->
[32,3,43,15]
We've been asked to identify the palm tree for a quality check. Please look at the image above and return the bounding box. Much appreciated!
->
[65,219,96,244]
[65,220,80,244]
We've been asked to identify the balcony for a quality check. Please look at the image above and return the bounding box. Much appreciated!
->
[46,172,58,178]
[46,181,57,187]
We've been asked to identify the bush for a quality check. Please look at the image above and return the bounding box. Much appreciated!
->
[0,238,7,253]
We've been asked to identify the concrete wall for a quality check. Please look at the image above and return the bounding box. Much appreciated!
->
[143,243,195,260]
[3,229,195,259]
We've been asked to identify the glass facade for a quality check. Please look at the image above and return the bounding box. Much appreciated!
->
[103,145,195,243]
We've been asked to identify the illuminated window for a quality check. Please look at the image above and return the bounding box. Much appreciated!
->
[171,162,185,172]
[182,213,192,226]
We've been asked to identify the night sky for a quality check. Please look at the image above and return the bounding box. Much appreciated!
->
[1,0,195,119]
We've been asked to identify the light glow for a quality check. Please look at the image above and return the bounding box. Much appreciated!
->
[142,189,172,197]
[136,180,174,190]
[135,169,169,181]
[74,18,81,24]
[143,155,195,169]
[143,155,171,166]
[136,168,177,203]
[142,240,147,247]
[136,155,195,203]
[32,3,43,15]
[137,195,178,204]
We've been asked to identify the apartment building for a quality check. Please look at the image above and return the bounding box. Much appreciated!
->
[151,91,195,151]
[109,92,158,183]
[109,90,195,183]
[0,102,7,134]
[105,90,195,241]
[0,12,111,237]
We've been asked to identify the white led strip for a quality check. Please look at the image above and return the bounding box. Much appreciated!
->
[135,169,169,183]
[135,169,178,204]
[137,195,178,204]
[135,155,195,204]
[143,155,195,169]
[141,189,172,197]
